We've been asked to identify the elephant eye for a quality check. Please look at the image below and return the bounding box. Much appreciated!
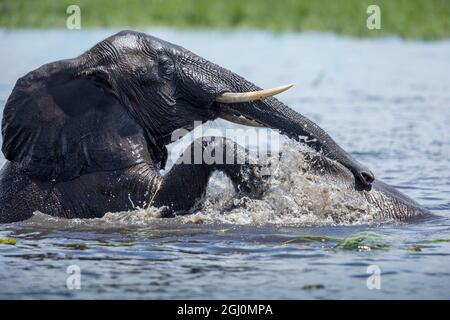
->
[158,56,174,79]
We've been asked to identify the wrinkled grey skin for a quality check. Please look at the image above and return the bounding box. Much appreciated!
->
[0,31,426,223]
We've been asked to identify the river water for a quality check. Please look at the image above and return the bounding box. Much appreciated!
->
[0,29,449,299]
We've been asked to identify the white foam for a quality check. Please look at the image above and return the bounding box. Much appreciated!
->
[23,142,382,228]
[183,141,381,226]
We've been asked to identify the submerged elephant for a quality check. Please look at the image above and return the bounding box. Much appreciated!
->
[0,30,426,223]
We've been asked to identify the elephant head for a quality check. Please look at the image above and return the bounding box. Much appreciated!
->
[1,30,426,219]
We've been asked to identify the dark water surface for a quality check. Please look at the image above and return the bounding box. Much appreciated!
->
[0,29,449,299]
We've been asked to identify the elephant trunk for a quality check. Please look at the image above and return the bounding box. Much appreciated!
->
[182,56,375,186]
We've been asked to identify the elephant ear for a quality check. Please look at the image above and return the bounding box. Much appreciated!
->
[1,62,154,182]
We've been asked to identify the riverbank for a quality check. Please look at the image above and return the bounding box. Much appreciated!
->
[0,0,449,39]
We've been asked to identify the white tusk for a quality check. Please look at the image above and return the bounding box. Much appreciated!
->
[215,83,294,103]
[219,113,266,128]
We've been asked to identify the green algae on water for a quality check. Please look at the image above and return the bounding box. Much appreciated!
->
[334,232,389,251]
[0,238,17,245]
[302,283,325,290]
[408,246,422,252]
[419,238,450,244]
[285,232,390,251]
[283,235,337,244]
[405,239,450,252]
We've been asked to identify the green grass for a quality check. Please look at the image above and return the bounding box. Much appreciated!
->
[0,0,449,39]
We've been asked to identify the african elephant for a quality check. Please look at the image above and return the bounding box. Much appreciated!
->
[0,30,426,223]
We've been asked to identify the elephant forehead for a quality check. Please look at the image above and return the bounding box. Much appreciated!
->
[109,32,167,54]
[103,31,185,58]
[109,33,141,51]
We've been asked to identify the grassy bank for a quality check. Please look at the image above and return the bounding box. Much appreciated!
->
[0,0,449,39]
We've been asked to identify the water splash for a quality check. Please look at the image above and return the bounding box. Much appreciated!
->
[21,142,383,228]
[183,141,382,226]
[21,207,164,229]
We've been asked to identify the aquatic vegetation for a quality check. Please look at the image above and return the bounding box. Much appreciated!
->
[334,232,389,251]
[404,239,450,252]
[284,235,338,244]
[302,283,325,290]
[0,238,16,245]
[419,238,450,244]
[284,232,390,251]
[285,234,450,252]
